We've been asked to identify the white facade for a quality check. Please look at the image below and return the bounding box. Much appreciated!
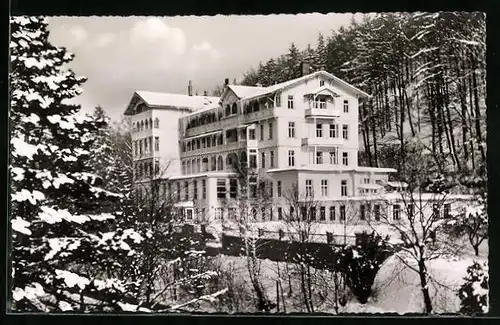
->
[124,71,471,223]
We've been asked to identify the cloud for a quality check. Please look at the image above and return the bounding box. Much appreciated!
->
[191,41,220,59]
[94,33,116,48]
[129,18,186,55]
[67,25,88,47]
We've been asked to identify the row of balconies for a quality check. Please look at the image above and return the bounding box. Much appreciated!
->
[180,139,259,158]
[184,105,341,138]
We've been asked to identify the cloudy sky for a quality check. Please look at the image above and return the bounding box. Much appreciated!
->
[47,14,362,121]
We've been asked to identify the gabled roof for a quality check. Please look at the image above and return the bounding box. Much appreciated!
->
[304,86,341,97]
[241,71,371,101]
[227,85,266,99]
[124,91,220,115]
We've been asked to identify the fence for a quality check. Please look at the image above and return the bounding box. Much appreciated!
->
[221,227,357,246]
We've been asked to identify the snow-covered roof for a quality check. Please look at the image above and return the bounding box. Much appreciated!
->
[168,171,237,181]
[304,86,341,97]
[124,91,220,115]
[359,183,384,189]
[174,201,194,208]
[385,181,409,188]
[228,85,266,99]
[242,71,371,101]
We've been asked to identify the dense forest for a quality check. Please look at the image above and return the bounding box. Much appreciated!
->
[238,12,486,184]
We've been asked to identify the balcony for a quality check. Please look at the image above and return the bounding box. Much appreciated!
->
[301,137,344,147]
[243,107,276,123]
[184,120,222,138]
[305,107,341,119]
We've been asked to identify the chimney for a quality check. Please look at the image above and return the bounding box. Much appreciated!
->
[224,78,229,87]
[203,90,208,96]
[300,62,311,76]
[188,80,193,96]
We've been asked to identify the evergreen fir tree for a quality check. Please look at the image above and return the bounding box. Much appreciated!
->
[10,16,143,312]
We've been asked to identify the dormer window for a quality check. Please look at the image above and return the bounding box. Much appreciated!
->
[320,80,325,87]
[154,118,159,128]
[231,103,238,115]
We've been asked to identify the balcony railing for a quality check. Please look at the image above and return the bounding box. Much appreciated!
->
[305,107,341,119]
[313,101,327,109]
[184,120,223,138]
[301,137,344,147]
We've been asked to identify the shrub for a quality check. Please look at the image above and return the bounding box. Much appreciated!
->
[337,231,393,304]
[458,261,489,315]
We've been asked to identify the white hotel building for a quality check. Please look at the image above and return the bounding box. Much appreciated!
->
[124,67,469,224]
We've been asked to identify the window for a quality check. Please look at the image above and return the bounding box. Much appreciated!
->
[225,105,231,116]
[176,182,181,201]
[249,154,257,168]
[260,124,264,141]
[168,182,172,199]
[305,179,313,197]
[316,151,323,164]
[363,178,370,184]
[277,181,282,197]
[249,128,256,140]
[215,208,223,220]
[342,152,349,166]
[182,161,186,174]
[229,179,238,198]
[276,93,281,107]
[231,103,237,115]
[288,122,295,138]
[251,208,258,221]
[329,124,337,138]
[433,204,440,219]
[320,206,326,221]
[329,206,336,221]
[444,203,451,218]
[343,100,349,113]
[249,177,258,198]
[288,150,295,167]
[193,180,198,200]
[360,205,366,220]
[301,207,307,221]
[287,95,294,109]
[134,141,138,156]
[270,150,275,167]
[261,152,266,168]
[144,138,149,152]
[342,125,349,140]
[261,207,266,221]
[228,208,237,220]
[340,205,346,221]
[330,151,338,164]
[154,117,159,128]
[184,181,189,201]
[278,207,283,220]
[320,80,325,87]
[145,119,149,130]
[321,180,328,196]
[217,179,226,198]
[211,156,217,171]
[393,204,401,220]
[341,180,348,197]
[155,137,160,151]
[268,122,273,140]
[155,159,160,175]
[202,180,206,199]
[316,123,323,137]
[374,204,381,221]
[269,181,273,197]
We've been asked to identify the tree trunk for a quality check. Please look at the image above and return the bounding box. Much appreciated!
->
[370,98,379,167]
[444,81,461,171]
[418,259,433,314]
[470,54,486,168]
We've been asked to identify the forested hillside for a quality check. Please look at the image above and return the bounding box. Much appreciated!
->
[239,12,486,184]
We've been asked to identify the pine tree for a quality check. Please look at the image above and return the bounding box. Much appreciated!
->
[458,261,489,315]
[10,16,143,312]
[314,33,327,71]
